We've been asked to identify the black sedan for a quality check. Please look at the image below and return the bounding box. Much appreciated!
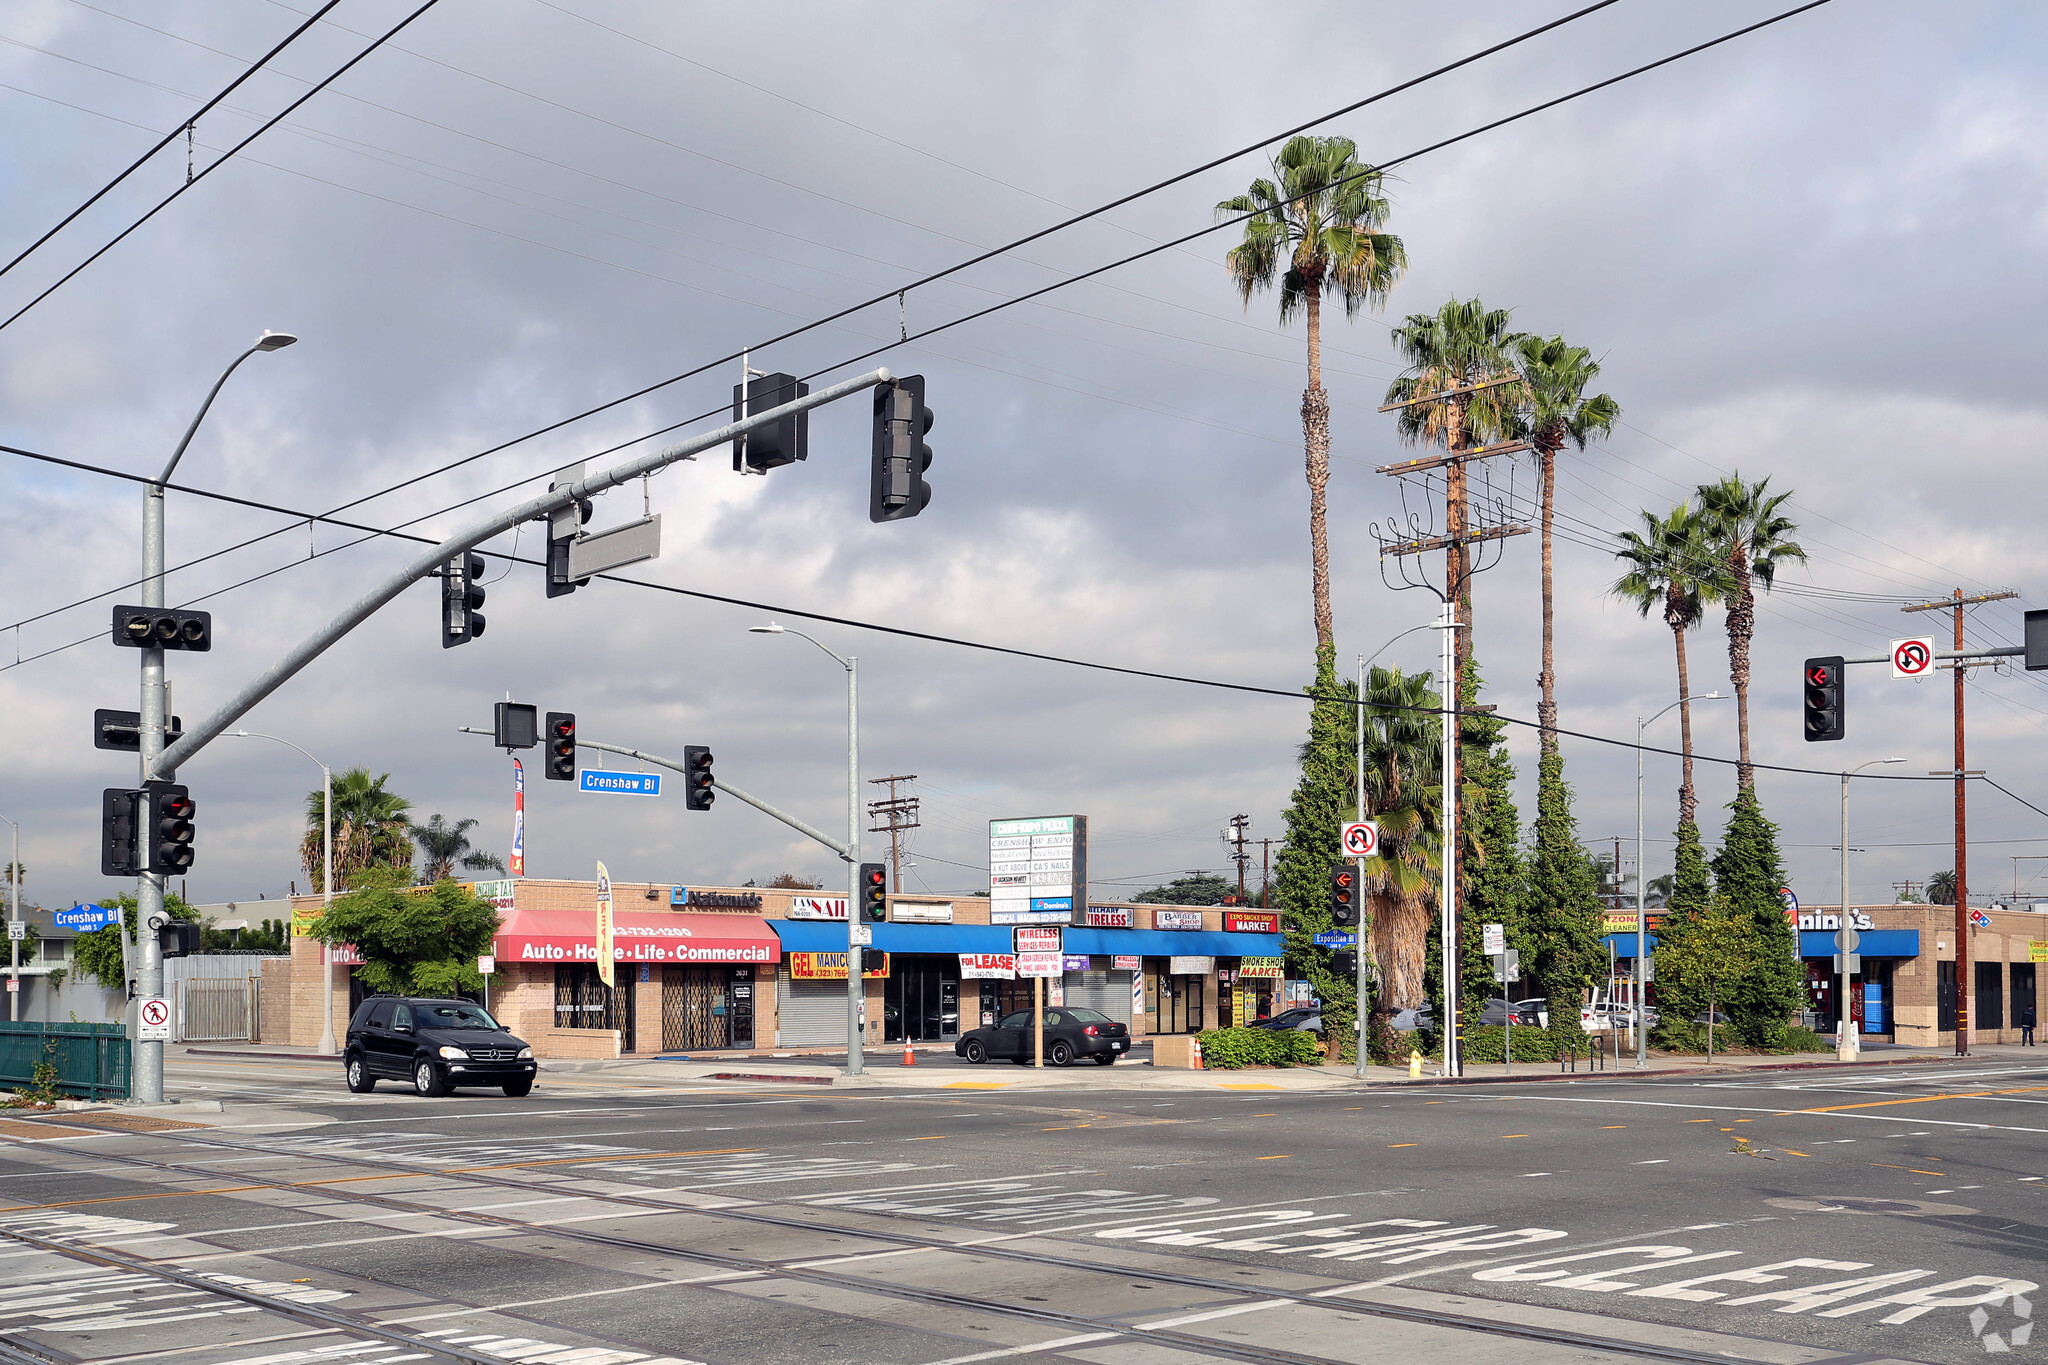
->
[344,996,537,1096]
[955,1007,1130,1066]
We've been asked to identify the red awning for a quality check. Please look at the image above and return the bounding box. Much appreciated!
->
[495,909,781,967]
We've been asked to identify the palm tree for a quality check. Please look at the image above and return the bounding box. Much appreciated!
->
[1356,665,1443,1012]
[1613,504,1727,831]
[1217,135,1405,650]
[1383,298,1521,676]
[1926,869,1957,905]
[1695,474,1805,792]
[303,768,413,893]
[1510,336,1619,758]
[408,814,506,883]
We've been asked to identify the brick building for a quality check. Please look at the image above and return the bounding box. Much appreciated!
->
[272,878,1286,1059]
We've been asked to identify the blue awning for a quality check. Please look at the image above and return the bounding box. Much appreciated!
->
[1604,933,1656,955]
[1800,929,1919,958]
[767,921,1283,959]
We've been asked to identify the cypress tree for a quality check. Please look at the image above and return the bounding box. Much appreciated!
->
[1458,660,1522,1018]
[1524,750,1607,1007]
[1274,644,1359,1033]
[1710,786,1804,1042]
[1670,820,1711,917]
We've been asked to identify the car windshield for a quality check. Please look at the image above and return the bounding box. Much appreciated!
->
[418,1003,500,1030]
[1062,1007,1110,1023]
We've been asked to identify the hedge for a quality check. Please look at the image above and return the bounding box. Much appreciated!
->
[1194,1027,1325,1070]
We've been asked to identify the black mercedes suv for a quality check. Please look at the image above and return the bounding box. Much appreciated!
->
[343,996,537,1097]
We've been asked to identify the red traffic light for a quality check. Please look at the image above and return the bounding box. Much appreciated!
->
[864,868,885,888]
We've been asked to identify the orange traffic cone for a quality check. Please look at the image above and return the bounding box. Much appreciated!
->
[902,1044,917,1066]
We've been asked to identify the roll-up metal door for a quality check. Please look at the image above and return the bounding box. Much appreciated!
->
[777,971,849,1047]
[1065,970,1132,1026]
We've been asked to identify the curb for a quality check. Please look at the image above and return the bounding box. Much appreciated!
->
[708,1072,833,1086]
[1359,1052,1948,1089]
[187,1047,334,1062]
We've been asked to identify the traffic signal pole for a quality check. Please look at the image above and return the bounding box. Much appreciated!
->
[131,369,890,1105]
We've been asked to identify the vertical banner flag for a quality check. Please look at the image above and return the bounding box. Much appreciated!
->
[595,861,614,987]
[509,758,526,877]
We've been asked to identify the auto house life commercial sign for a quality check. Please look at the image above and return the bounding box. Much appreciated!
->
[989,814,1089,925]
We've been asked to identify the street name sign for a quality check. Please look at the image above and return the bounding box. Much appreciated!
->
[580,770,661,796]
[56,904,116,930]
[1313,931,1358,947]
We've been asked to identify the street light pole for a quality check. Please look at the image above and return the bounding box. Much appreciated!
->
[1635,692,1725,1069]
[0,814,18,1021]
[224,731,334,1054]
[750,622,862,1078]
[135,331,296,1104]
[1840,757,1905,1061]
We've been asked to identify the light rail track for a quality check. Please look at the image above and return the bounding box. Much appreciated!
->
[0,1112,1793,1365]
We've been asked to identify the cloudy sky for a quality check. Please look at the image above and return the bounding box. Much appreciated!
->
[4,0,2046,918]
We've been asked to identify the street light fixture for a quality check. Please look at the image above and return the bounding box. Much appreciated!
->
[133,331,296,1104]
[224,730,335,1055]
[1839,756,1905,1061]
[1634,692,1727,1069]
[749,619,864,1078]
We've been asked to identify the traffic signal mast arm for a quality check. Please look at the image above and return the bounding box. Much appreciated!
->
[153,368,892,779]
[1836,645,2022,665]
[577,738,854,861]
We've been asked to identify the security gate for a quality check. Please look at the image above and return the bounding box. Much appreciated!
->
[662,966,754,1051]
[181,978,259,1042]
[554,964,636,1052]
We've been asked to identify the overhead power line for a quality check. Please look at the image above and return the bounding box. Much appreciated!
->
[0,0,442,335]
[0,0,341,283]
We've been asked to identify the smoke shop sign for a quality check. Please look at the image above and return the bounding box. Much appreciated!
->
[1224,912,1279,934]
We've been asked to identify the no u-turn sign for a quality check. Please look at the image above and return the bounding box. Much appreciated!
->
[1891,637,1935,679]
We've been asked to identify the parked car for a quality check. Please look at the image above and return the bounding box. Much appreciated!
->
[344,996,537,1097]
[1390,1004,1437,1032]
[1584,1001,1660,1028]
[1694,1010,1729,1026]
[1247,1007,1321,1033]
[1478,998,1546,1027]
[955,1006,1131,1066]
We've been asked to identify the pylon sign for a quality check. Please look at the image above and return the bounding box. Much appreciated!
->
[1340,821,1380,858]
[1891,637,1935,679]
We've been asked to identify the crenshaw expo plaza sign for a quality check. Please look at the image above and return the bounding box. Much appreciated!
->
[990,814,1089,925]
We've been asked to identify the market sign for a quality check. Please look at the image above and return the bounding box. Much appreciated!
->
[990,814,1089,925]
[1224,912,1279,934]
[787,951,889,980]
[1085,905,1134,928]
[960,953,1016,979]
[1237,956,1284,979]
[788,896,849,921]
[1153,909,1203,931]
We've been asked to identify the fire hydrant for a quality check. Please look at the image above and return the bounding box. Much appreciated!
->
[1408,1049,1423,1080]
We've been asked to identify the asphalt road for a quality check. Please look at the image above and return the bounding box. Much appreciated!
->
[0,1056,2041,1365]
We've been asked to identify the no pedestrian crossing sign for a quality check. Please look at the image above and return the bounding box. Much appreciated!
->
[1891,637,1935,679]
[579,770,661,796]
[1340,821,1380,857]
[138,997,172,1041]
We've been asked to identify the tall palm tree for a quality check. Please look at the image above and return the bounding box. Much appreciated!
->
[1356,665,1443,1011]
[408,814,506,883]
[1217,135,1405,650]
[1383,298,1521,676]
[1510,335,1619,758]
[1613,504,1726,830]
[1696,474,1805,792]
[303,768,413,893]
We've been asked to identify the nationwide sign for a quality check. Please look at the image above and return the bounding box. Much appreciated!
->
[990,814,1089,925]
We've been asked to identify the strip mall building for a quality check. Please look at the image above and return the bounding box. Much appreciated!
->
[270,879,1289,1058]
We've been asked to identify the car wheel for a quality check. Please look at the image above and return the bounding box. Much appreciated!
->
[1093,1055,1116,1066]
[963,1039,987,1064]
[412,1059,447,1097]
[1048,1040,1074,1067]
[345,1055,374,1093]
[501,1077,533,1097]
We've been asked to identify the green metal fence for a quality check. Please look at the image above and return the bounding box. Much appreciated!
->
[0,1022,130,1101]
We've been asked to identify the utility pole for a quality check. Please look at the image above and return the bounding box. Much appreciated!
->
[1903,588,2017,1057]
[866,775,921,890]
[1253,838,1281,908]
[1223,814,1251,902]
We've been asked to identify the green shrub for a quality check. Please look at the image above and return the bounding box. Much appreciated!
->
[1776,1025,1832,1054]
[1461,1024,1562,1063]
[1195,1027,1325,1069]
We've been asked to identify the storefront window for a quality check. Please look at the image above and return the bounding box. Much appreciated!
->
[885,958,959,1042]
[661,965,753,1051]
[555,964,635,1050]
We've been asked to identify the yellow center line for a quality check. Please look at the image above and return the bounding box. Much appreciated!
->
[1792,1083,2048,1115]
[1388,1143,1418,1148]
[1599,1125,1626,1130]
[1782,1149,1811,1157]
[0,1146,756,1215]
[911,1136,946,1141]
[1501,1134,1529,1139]
[1256,1155,1292,1160]
[1683,1118,1714,1123]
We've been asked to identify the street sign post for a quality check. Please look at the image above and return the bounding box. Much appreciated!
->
[1891,637,1935,679]
[5,923,22,942]
[1340,821,1380,858]
[579,770,661,796]
[138,997,172,1041]
[1482,923,1505,956]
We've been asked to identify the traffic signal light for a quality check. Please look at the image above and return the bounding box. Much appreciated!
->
[112,605,211,651]
[684,745,715,811]
[1803,655,1845,742]
[544,712,576,781]
[158,921,201,958]
[732,372,810,472]
[442,553,486,648]
[1331,949,1358,978]
[1328,865,1360,927]
[93,709,183,752]
[860,863,887,921]
[494,702,538,750]
[869,375,933,523]
[101,788,141,876]
[144,781,196,873]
